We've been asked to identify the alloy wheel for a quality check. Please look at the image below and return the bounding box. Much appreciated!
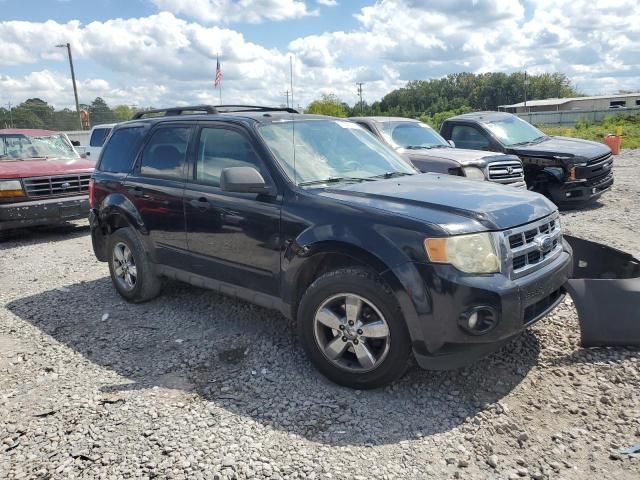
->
[313,293,391,372]
[112,242,137,291]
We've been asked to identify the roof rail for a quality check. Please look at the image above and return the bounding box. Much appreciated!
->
[216,105,300,114]
[131,105,218,120]
[131,104,300,120]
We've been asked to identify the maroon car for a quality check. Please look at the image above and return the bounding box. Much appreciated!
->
[0,129,94,232]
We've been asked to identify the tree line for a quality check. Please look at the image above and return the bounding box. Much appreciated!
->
[306,71,580,128]
[1,71,579,131]
[0,97,135,131]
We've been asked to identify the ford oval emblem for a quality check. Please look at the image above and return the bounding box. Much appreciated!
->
[61,182,71,191]
[537,235,553,253]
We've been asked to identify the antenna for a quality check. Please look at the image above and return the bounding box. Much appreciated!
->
[290,55,297,185]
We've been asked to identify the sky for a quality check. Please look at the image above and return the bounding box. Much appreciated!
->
[0,0,639,110]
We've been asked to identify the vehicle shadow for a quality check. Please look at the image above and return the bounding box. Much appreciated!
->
[7,278,541,446]
[0,221,89,248]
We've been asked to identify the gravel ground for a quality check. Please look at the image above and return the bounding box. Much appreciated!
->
[1,150,639,480]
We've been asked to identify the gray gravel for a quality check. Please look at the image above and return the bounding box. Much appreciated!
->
[1,150,639,480]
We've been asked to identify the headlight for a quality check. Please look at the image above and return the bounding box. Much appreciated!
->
[424,232,500,273]
[462,166,486,181]
[0,180,25,197]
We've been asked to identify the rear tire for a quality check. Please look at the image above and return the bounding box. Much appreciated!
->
[107,227,162,303]
[297,267,411,389]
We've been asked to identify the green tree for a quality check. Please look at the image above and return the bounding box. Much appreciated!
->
[305,94,348,117]
[89,97,115,126]
[112,105,134,122]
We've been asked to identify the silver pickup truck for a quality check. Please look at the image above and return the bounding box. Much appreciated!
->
[350,116,526,188]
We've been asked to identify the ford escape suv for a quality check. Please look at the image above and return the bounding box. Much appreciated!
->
[90,105,573,389]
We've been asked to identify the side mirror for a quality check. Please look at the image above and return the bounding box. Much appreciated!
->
[448,140,456,147]
[220,167,273,195]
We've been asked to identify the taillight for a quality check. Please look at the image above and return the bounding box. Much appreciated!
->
[89,178,96,208]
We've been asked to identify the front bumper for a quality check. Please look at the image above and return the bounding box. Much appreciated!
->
[0,195,89,231]
[386,245,572,370]
[551,172,613,206]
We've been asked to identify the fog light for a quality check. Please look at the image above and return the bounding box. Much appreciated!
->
[468,312,479,330]
[459,307,498,335]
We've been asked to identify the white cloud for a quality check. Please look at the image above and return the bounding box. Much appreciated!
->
[317,0,338,6]
[150,0,315,24]
[1,0,639,111]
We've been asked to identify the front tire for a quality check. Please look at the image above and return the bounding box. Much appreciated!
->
[107,227,162,303]
[297,267,411,389]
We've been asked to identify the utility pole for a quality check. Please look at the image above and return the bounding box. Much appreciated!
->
[6,102,13,128]
[523,71,529,113]
[356,82,364,114]
[283,90,290,108]
[56,43,82,130]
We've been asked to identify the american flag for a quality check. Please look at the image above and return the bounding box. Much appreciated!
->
[214,56,222,88]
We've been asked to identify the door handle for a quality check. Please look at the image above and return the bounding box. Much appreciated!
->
[190,197,210,210]
[129,187,152,200]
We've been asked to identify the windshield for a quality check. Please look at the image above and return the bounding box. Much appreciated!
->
[483,116,546,146]
[0,133,79,160]
[258,119,416,185]
[377,121,450,149]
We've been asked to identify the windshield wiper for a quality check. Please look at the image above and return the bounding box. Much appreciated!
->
[510,136,548,147]
[403,145,434,150]
[298,176,375,187]
[369,171,413,179]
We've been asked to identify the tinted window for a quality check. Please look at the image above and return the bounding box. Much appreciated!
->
[195,128,262,187]
[98,127,146,173]
[450,125,490,150]
[90,128,111,147]
[140,126,191,179]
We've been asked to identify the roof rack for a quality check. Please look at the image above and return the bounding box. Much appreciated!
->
[131,104,299,120]
[131,105,218,120]
[216,105,300,114]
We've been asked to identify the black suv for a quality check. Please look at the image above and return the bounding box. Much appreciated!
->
[90,105,573,389]
[440,112,614,207]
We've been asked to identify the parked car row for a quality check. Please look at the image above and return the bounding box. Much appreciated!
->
[2,107,630,389]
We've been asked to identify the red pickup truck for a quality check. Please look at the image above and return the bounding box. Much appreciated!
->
[0,129,94,232]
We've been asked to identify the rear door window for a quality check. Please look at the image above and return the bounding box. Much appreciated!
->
[139,126,191,180]
[98,126,146,173]
[89,128,111,147]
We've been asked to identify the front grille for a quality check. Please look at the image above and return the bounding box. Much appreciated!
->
[587,170,614,188]
[23,174,91,198]
[487,160,525,186]
[503,213,562,279]
[587,152,612,166]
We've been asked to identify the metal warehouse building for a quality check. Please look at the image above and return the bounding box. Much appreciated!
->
[500,93,640,113]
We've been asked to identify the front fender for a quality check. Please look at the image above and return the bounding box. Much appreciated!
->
[543,166,566,183]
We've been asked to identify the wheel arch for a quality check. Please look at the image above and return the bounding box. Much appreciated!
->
[283,239,402,320]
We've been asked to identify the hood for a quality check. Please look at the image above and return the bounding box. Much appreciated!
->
[401,147,518,167]
[0,157,94,179]
[317,173,555,233]
[509,136,611,162]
